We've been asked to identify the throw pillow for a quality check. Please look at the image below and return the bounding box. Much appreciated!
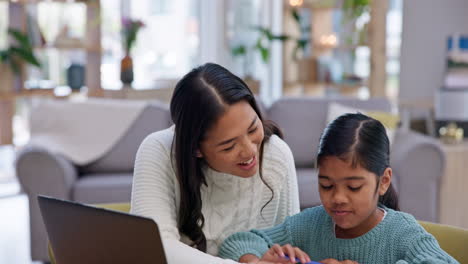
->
[326,102,399,146]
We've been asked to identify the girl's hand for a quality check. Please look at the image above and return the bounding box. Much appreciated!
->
[260,244,311,264]
[320,258,359,264]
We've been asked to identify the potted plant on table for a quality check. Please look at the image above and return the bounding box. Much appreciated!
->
[120,18,145,87]
[231,26,288,94]
[0,28,41,80]
[0,28,41,145]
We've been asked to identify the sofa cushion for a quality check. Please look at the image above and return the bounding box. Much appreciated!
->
[79,102,171,174]
[72,173,133,204]
[268,97,393,168]
[268,98,329,167]
[297,168,321,209]
[327,102,399,145]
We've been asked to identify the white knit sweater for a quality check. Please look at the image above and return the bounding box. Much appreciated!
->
[130,127,300,264]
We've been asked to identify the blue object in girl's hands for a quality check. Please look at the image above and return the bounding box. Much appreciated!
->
[284,255,322,264]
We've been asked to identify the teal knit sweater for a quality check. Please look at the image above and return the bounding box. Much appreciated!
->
[219,206,459,264]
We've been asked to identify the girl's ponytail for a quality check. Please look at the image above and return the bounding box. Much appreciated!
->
[379,183,399,211]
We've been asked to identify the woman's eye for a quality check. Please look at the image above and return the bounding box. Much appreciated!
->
[348,186,362,192]
[222,145,235,152]
[320,185,333,190]
[248,127,258,134]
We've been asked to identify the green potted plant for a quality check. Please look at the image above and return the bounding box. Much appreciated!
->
[0,28,41,145]
[341,0,370,46]
[231,26,288,69]
[290,8,311,61]
[231,27,288,94]
[0,28,41,78]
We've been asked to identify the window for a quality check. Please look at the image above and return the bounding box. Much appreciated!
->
[101,0,201,90]
[18,2,88,88]
[386,0,403,99]
[130,0,200,89]
[100,0,122,90]
[225,0,262,78]
[0,2,7,50]
[332,0,402,99]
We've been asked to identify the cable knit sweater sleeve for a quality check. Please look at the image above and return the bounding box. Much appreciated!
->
[218,218,293,261]
[395,214,460,264]
[265,135,300,222]
[130,130,239,264]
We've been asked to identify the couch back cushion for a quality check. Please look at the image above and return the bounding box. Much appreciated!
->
[268,97,392,167]
[80,102,172,174]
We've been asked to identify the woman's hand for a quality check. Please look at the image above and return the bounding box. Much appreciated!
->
[320,258,359,264]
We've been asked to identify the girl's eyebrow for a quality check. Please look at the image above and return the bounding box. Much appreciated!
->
[344,176,365,180]
[319,175,365,180]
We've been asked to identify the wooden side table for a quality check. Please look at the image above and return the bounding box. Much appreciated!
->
[439,140,468,229]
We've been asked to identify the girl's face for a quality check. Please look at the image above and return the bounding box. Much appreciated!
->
[199,101,264,178]
[318,156,392,238]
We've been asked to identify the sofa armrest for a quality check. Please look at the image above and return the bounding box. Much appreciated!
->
[16,145,78,198]
[15,145,79,261]
[391,130,445,222]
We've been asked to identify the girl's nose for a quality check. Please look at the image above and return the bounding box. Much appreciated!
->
[331,189,348,205]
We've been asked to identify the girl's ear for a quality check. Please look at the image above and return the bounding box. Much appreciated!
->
[378,168,392,196]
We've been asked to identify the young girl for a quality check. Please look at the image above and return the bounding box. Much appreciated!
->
[219,113,459,264]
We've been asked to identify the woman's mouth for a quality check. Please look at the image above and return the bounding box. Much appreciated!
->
[237,156,257,170]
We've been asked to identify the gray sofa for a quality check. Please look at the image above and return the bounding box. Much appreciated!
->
[267,97,444,221]
[16,97,445,262]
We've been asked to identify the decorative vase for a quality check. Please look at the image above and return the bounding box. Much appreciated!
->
[120,54,134,87]
[66,63,85,91]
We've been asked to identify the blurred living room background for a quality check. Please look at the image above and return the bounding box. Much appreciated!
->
[1,0,468,263]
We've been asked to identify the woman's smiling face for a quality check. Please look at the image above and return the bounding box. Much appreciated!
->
[199,101,264,178]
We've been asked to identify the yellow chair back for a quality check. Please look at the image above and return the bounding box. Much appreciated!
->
[419,221,468,263]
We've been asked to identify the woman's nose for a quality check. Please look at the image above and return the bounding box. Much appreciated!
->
[239,138,256,158]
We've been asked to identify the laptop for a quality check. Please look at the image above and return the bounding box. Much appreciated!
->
[38,195,167,264]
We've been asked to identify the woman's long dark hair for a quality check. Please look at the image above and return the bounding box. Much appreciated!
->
[316,113,399,210]
[169,63,282,251]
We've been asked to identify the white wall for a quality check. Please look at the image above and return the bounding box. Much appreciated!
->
[399,0,468,102]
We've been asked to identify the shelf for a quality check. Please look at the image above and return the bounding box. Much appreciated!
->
[18,88,55,97]
[0,93,15,100]
[0,89,55,99]
[33,44,100,52]
[4,0,93,3]
[283,81,368,98]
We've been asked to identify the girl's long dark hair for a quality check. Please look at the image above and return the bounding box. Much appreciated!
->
[169,63,282,251]
[316,113,399,210]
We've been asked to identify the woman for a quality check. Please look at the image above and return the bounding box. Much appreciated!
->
[130,63,300,263]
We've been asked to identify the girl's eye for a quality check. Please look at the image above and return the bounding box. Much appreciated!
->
[348,186,362,192]
[320,185,333,190]
[223,145,235,152]
[248,127,258,134]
